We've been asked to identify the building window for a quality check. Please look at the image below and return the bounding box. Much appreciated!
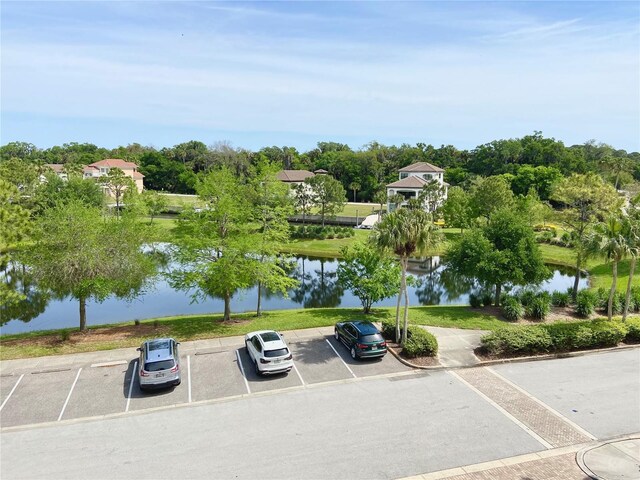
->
[423,174,432,180]
[400,173,408,179]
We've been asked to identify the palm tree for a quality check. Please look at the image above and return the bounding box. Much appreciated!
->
[372,208,440,344]
[622,209,640,321]
[349,182,361,202]
[587,216,628,320]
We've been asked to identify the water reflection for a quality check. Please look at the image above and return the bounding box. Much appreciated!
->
[1,255,588,335]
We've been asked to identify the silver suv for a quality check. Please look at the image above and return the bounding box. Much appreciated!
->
[137,338,181,391]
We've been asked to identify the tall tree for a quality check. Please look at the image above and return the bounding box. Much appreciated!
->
[0,179,32,307]
[586,217,628,320]
[306,175,346,226]
[469,175,515,220]
[372,189,387,220]
[140,190,169,224]
[349,182,361,202]
[447,208,549,305]
[250,163,298,316]
[292,183,315,225]
[441,186,472,232]
[418,179,447,213]
[622,200,640,321]
[337,243,400,313]
[551,173,621,298]
[23,202,155,330]
[100,167,135,217]
[169,168,254,321]
[372,208,440,344]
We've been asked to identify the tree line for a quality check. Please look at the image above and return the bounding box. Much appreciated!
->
[1,133,638,202]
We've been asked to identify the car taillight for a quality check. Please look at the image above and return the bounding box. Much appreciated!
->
[170,364,179,373]
[357,343,368,349]
[260,358,270,364]
[284,354,293,360]
[380,342,387,347]
[140,369,149,377]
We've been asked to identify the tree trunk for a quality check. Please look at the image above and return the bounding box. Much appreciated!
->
[572,251,583,300]
[79,296,87,332]
[256,282,262,317]
[402,262,410,346]
[321,204,325,227]
[223,293,231,321]
[608,262,618,321]
[494,284,502,307]
[623,257,636,322]
[395,263,404,343]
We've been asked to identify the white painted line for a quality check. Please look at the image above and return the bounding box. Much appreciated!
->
[235,349,251,394]
[448,370,554,449]
[58,368,82,421]
[90,361,127,368]
[187,355,192,403]
[0,374,24,412]
[292,362,305,386]
[485,367,597,440]
[325,339,357,378]
[125,361,137,413]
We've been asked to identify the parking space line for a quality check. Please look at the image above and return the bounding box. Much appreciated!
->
[58,368,82,421]
[187,355,192,403]
[449,370,554,449]
[125,361,137,412]
[325,339,357,378]
[0,374,24,412]
[292,362,305,386]
[235,349,251,394]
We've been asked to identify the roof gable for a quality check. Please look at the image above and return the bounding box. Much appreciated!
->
[89,158,138,169]
[398,162,444,173]
[276,170,315,182]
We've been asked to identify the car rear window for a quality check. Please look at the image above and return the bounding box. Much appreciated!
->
[264,348,289,358]
[144,360,175,372]
[148,340,171,351]
[361,334,383,343]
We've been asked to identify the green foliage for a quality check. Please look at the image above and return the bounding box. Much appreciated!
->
[630,286,640,312]
[469,293,483,308]
[32,174,105,214]
[482,326,553,356]
[551,290,571,307]
[469,176,515,220]
[501,296,524,321]
[441,186,472,232]
[402,326,438,357]
[305,175,346,226]
[625,318,640,342]
[337,243,400,313]
[141,190,169,222]
[525,294,551,321]
[576,289,597,317]
[481,293,493,307]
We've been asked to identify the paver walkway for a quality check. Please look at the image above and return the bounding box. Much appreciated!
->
[453,367,594,448]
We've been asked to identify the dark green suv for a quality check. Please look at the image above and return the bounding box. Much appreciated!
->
[334,321,387,359]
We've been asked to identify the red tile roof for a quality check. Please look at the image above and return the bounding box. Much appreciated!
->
[89,159,139,169]
[398,162,444,173]
[44,164,65,173]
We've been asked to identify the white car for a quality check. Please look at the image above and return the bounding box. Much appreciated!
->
[244,330,293,375]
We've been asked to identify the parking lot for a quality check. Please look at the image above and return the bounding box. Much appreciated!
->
[0,334,412,429]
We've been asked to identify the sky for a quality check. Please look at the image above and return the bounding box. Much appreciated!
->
[1,1,639,153]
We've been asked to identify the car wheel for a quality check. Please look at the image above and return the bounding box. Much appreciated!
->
[175,379,181,386]
[334,329,340,341]
[254,358,261,376]
[350,347,358,360]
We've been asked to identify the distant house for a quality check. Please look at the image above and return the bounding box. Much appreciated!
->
[276,169,315,186]
[386,162,448,212]
[45,159,144,193]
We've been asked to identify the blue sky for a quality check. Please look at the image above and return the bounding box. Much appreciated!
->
[1,1,639,152]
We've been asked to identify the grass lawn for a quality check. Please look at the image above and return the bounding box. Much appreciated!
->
[156,193,202,208]
[0,305,507,360]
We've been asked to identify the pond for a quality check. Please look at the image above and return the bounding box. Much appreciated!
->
[0,255,587,335]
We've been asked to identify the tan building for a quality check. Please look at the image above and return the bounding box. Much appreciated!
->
[45,159,144,193]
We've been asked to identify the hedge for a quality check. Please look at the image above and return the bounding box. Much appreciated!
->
[482,319,633,356]
[381,320,438,357]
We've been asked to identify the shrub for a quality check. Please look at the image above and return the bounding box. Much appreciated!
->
[543,320,627,350]
[625,318,640,342]
[469,293,482,308]
[551,290,570,307]
[381,320,396,339]
[501,296,524,321]
[595,287,609,310]
[481,326,553,356]
[589,320,627,347]
[526,295,551,321]
[481,293,493,307]
[403,326,438,357]
[575,289,597,317]
[631,287,640,312]
[519,289,537,307]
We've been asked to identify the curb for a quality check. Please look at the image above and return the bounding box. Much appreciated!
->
[575,434,640,480]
